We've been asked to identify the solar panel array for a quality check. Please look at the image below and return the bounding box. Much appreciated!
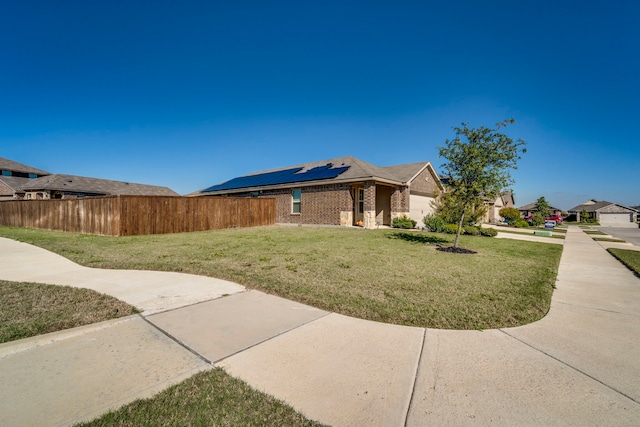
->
[202,163,351,193]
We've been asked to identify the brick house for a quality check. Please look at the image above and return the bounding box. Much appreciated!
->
[483,192,515,223]
[568,200,639,227]
[192,156,444,229]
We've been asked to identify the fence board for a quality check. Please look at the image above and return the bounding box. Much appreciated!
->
[0,195,275,236]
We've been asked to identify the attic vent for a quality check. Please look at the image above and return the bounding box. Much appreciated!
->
[66,179,73,183]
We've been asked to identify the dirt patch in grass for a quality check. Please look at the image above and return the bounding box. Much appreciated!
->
[0,226,562,330]
[0,280,138,343]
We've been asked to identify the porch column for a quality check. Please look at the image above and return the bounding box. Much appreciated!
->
[363,181,376,229]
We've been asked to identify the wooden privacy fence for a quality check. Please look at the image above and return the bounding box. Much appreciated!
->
[0,195,276,236]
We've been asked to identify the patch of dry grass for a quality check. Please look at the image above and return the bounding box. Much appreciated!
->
[0,280,138,343]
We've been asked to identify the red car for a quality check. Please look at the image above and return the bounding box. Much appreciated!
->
[546,214,563,224]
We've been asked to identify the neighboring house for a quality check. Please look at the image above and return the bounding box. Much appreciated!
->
[0,157,50,201]
[517,202,563,219]
[0,157,179,200]
[484,192,515,223]
[17,174,179,199]
[568,200,639,227]
[191,156,444,229]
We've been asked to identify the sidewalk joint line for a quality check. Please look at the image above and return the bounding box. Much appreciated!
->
[404,328,427,427]
[554,301,639,318]
[140,315,213,365]
[498,329,640,406]
[212,311,332,365]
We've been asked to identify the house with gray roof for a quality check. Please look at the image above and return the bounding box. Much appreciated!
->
[517,201,563,219]
[191,155,444,229]
[0,157,51,200]
[0,157,178,200]
[568,200,638,227]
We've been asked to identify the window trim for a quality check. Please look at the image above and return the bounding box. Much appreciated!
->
[292,189,301,214]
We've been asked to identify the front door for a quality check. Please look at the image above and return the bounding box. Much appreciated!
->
[354,187,364,225]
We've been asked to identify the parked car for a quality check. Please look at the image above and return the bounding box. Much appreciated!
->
[546,214,563,224]
[525,214,564,225]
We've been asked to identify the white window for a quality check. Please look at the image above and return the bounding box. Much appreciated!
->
[358,189,364,214]
[292,189,301,214]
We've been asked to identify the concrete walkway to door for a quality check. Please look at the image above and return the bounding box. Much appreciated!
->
[0,226,639,426]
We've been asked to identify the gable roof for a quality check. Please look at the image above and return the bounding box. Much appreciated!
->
[517,201,561,212]
[196,156,442,195]
[0,157,50,176]
[18,174,179,197]
[0,176,32,193]
[568,200,639,213]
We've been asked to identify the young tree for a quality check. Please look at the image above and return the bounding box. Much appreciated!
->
[531,196,551,226]
[438,119,526,248]
[431,188,487,225]
[499,207,521,224]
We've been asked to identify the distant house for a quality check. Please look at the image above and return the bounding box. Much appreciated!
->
[0,157,50,201]
[484,192,515,223]
[191,156,444,229]
[568,200,639,227]
[0,157,178,200]
[517,202,562,219]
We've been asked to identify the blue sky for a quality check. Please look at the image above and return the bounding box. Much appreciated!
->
[2,1,638,210]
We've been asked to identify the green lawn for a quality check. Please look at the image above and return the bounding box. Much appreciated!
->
[0,225,562,330]
[494,228,566,239]
[76,368,325,427]
[0,280,138,344]
[607,248,640,275]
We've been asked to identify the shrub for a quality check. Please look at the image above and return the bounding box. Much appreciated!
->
[498,207,521,223]
[480,227,498,237]
[392,215,417,229]
[514,219,529,228]
[463,225,480,236]
[423,214,446,233]
[444,223,461,234]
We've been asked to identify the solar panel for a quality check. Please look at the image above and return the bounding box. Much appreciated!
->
[202,163,350,193]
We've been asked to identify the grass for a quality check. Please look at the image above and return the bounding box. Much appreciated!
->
[0,225,562,330]
[0,280,138,343]
[607,248,640,276]
[593,237,627,243]
[75,368,325,427]
[584,230,607,235]
[495,228,565,239]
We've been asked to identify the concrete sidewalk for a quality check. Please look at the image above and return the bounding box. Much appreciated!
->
[1,227,639,426]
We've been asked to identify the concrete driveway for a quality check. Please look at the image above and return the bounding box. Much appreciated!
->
[598,225,640,246]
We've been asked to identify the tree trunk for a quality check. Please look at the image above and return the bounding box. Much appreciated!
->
[454,209,466,248]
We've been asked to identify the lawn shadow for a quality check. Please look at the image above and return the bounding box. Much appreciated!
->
[388,231,449,245]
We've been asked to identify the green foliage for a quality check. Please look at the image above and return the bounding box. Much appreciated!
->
[514,219,530,228]
[432,190,487,225]
[423,214,446,232]
[444,223,461,234]
[499,207,521,223]
[391,215,417,229]
[463,225,480,236]
[480,227,498,237]
[438,119,526,247]
[531,212,545,226]
[580,210,598,223]
[535,196,551,219]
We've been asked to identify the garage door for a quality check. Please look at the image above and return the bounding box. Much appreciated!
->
[409,195,435,227]
[599,213,634,227]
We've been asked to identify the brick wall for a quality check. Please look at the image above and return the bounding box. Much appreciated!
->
[257,184,353,226]
[409,166,439,197]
